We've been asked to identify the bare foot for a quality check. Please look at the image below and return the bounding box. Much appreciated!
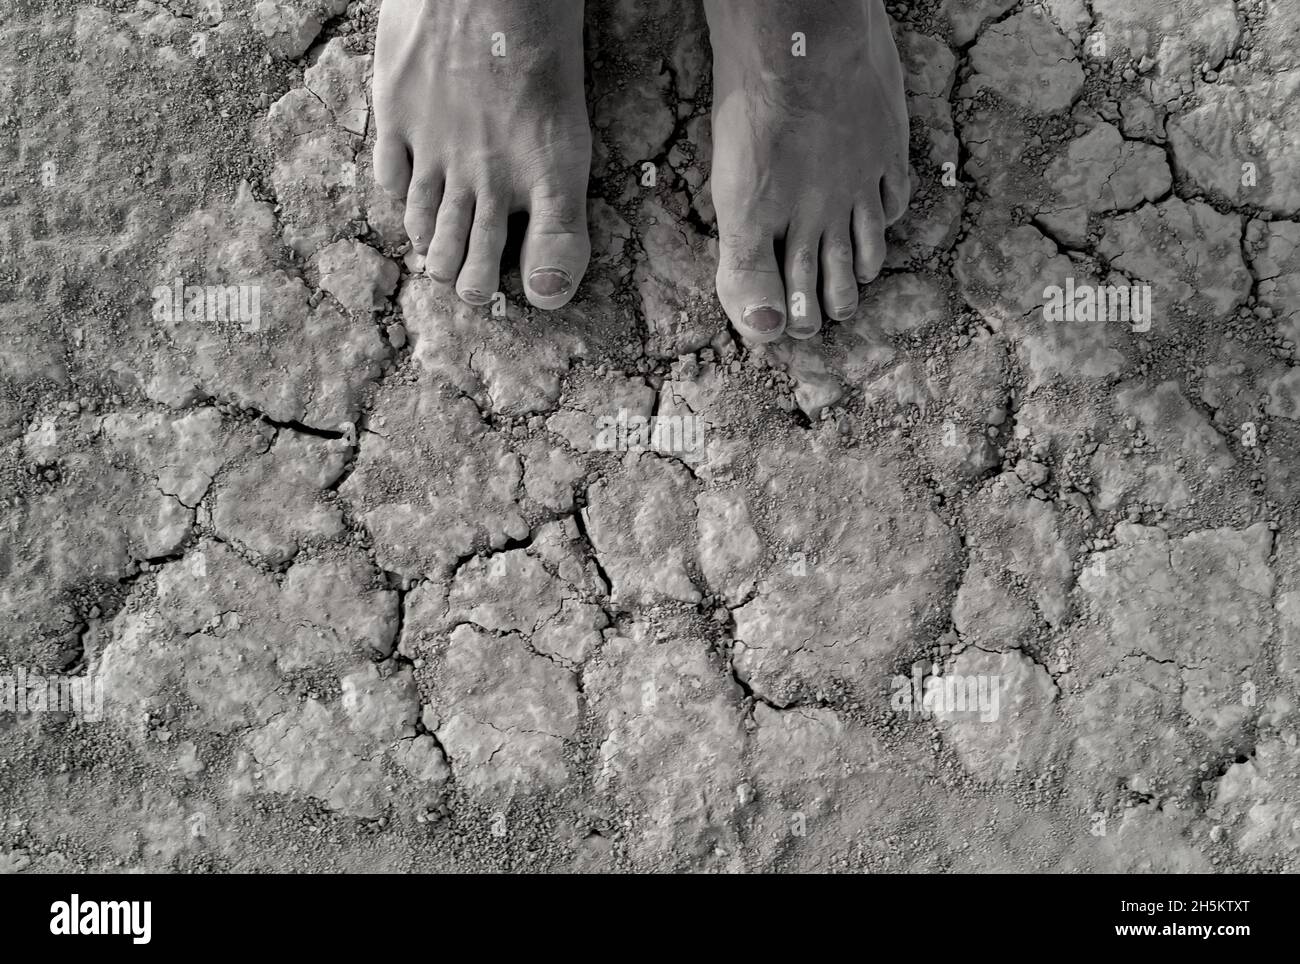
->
[704,0,910,341]
[373,0,592,309]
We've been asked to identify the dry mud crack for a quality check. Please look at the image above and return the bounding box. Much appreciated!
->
[1,0,1299,873]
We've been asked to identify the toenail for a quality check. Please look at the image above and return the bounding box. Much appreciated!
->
[460,288,489,304]
[742,305,785,333]
[528,268,573,298]
[831,304,857,319]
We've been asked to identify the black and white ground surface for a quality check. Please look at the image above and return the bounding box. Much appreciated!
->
[2,0,1299,872]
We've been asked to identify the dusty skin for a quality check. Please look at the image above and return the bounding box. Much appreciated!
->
[706,0,911,342]
[1,0,1299,874]
[373,0,593,308]
[373,0,910,340]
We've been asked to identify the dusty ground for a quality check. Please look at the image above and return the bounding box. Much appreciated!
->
[2,0,1299,873]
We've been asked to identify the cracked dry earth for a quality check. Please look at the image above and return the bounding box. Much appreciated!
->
[2,0,1299,874]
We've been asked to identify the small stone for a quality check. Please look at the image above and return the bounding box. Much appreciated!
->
[1014,459,1049,486]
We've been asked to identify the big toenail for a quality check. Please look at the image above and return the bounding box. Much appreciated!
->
[528,268,572,298]
[743,306,785,333]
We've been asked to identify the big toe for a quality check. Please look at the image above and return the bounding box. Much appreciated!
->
[716,233,787,343]
[521,189,590,310]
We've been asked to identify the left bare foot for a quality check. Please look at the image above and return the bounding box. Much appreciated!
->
[705,0,910,341]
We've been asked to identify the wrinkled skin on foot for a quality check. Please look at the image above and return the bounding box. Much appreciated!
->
[373,0,592,309]
[706,0,910,342]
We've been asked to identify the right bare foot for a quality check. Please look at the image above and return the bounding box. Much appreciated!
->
[373,0,592,309]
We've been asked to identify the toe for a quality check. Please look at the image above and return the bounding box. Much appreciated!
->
[456,191,509,306]
[403,163,444,257]
[374,135,412,198]
[784,238,823,340]
[852,193,888,284]
[820,226,859,322]
[881,168,911,225]
[716,232,787,343]
[424,186,474,283]
[521,188,590,310]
